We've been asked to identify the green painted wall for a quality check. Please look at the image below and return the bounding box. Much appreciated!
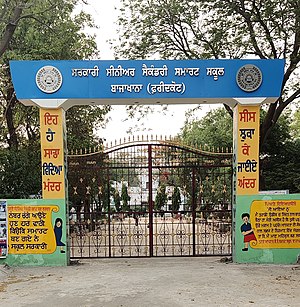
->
[0,199,68,266]
[234,194,300,264]
[2,195,300,266]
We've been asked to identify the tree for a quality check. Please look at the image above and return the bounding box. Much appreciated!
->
[0,145,41,198]
[66,105,110,151]
[115,0,300,149]
[114,190,121,212]
[0,0,111,197]
[262,139,300,193]
[180,108,233,150]
[260,108,300,193]
[0,0,109,150]
[290,107,300,140]
[154,183,167,211]
[179,105,300,193]
[171,186,181,212]
[0,1,28,58]
[121,183,130,211]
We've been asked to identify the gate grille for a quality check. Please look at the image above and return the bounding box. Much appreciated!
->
[68,138,232,258]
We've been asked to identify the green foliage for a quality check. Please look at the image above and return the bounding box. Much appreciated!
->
[0,146,41,198]
[99,181,113,213]
[121,183,130,211]
[179,105,300,193]
[115,0,203,59]
[260,108,292,154]
[260,109,300,192]
[171,186,181,212]
[179,107,233,149]
[154,183,167,211]
[2,1,98,62]
[115,0,300,147]
[0,0,107,149]
[116,0,299,63]
[262,139,300,193]
[66,105,111,150]
[114,190,121,212]
[290,108,300,140]
[0,1,111,197]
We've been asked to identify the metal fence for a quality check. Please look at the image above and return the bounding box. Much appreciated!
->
[67,137,232,258]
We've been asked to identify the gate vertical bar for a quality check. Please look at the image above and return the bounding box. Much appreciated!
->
[192,168,196,256]
[107,166,112,258]
[148,144,153,257]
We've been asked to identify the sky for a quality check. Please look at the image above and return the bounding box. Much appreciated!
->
[76,0,220,142]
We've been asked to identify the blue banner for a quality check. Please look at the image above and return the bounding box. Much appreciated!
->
[10,59,284,106]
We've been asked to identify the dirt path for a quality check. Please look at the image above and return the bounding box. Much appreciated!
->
[1,257,300,307]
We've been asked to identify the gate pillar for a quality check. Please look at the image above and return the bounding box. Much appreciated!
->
[40,108,67,200]
[232,103,260,261]
[233,104,260,196]
[39,108,69,264]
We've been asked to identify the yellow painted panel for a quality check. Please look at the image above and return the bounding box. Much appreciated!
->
[250,200,300,248]
[236,105,260,195]
[40,109,66,199]
[8,205,59,254]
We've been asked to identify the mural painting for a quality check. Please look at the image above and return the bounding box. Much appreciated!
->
[7,205,61,254]
[240,212,257,251]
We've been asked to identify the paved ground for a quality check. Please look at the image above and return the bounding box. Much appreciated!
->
[1,257,300,307]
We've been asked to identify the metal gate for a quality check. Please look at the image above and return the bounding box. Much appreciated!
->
[67,137,232,258]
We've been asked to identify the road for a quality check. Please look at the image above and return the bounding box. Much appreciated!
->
[1,257,300,307]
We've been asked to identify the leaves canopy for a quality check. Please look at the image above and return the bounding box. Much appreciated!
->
[179,106,300,192]
[154,183,167,211]
[121,183,130,210]
[115,0,300,148]
[180,107,233,150]
[0,0,111,197]
[0,0,110,150]
[171,186,181,212]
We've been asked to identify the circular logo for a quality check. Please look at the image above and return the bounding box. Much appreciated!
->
[36,66,62,93]
[236,64,262,92]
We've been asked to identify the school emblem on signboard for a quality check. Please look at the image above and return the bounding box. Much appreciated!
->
[36,66,63,94]
[236,64,262,92]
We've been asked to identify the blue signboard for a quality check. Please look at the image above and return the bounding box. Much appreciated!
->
[10,59,284,108]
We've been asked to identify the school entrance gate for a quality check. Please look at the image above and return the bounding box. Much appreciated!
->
[7,59,289,266]
[67,137,232,258]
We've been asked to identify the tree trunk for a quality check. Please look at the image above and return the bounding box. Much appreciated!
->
[5,88,18,149]
[0,6,23,57]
